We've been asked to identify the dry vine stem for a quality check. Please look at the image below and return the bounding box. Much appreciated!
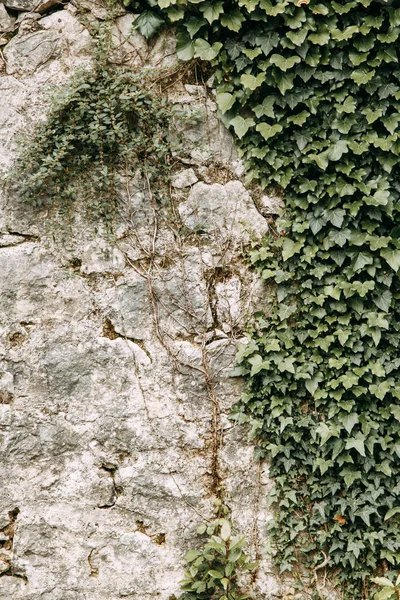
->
[313,551,331,599]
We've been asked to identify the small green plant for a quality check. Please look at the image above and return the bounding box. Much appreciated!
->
[12,65,177,225]
[10,18,181,229]
[372,573,400,600]
[179,502,257,600]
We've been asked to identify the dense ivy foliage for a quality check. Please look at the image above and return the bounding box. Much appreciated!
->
[134,0,400,597]
[13,24,177,225]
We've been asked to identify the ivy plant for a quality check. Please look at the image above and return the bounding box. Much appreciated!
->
[12,21,179,227]
[372,573,400,600]
[179,502,256,600]
[133,0,400,597]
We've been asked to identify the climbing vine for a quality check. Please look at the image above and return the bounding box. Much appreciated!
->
[134,0,400,597]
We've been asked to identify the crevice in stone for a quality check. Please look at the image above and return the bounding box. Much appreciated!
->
[0,231,39,247]
[97,464,122,509]
[101,317,151,361]
[65,257,82,271]
[87,548,99,577]
[8,331,26,347]
[0,508,26,581]
[135,521,166,545]
[205,266,233,333]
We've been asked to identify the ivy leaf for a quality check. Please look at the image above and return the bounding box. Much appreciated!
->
[185,16,207,37]
[225,38,245,59]
[270,54,301,72]
[377,461,392,477]
[158,0,177,7]
[345,437,366,457]
[286,29,308,46]
[278,304,297,321]
[256,31,280,55]
[200,1,224,24]
[176,31,194,60]
[253,97,275,119]
[384,507,400,521]
[342,413,359,434]
[305,376,320,396]
[390,406,400,422]
[274,72,295,95]
[381,249,400,271]
[353,252,373,271]
[221,8,245,32]
[133,11,164,39]
[216,92,236,114]
[329,228,351,247]
[341,469,362,487]
[230,116,255,139]
[373,290,392,312]
[351,69,375,85]
[240,72,266,91]
[259,0,287,16]
[256,123,283,141]
[328,140,348,161]
[193,39,223,60]
[282,238,303,260]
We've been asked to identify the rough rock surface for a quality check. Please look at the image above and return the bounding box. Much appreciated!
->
[2,0,58,13]
[0,3,15,32]
[0,5,282,600]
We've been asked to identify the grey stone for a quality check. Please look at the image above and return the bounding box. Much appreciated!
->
[259,193,284,215]
[110,14,147,65]
[3,0,59,12]
[15,10,41,24]
[0,3,15,32]
[184,84,207,98]
[171,168,198,189]
[0,369,13,403]
[80,241,125,275]
[179,181,268,243]
[4,29,60,75]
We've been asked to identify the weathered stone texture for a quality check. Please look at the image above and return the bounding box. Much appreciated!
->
[0,6,281,600]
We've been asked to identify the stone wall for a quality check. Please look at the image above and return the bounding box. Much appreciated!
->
[0,3,282,599]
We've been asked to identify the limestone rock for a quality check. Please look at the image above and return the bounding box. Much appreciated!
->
[3,0,59,12]
[179,181,268,242]
[0,369,13,403]
[0,3,15,32]
[80,241,125,275]
[4,28,60,75]
[172,168,198,189]
[259,193,284,215]
[111,14,148,65]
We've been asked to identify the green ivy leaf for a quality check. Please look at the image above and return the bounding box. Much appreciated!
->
[176,31,194,60]
[221,8,245,32]
[193,39,223,60]
[270,54,301,72]
[230,116,255,139]
[240,72,266,91]
[200,1,224,24]
[256,122,283,141]
[381,249,400,271]
[133,11,165,39]
[216,92,236,114]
